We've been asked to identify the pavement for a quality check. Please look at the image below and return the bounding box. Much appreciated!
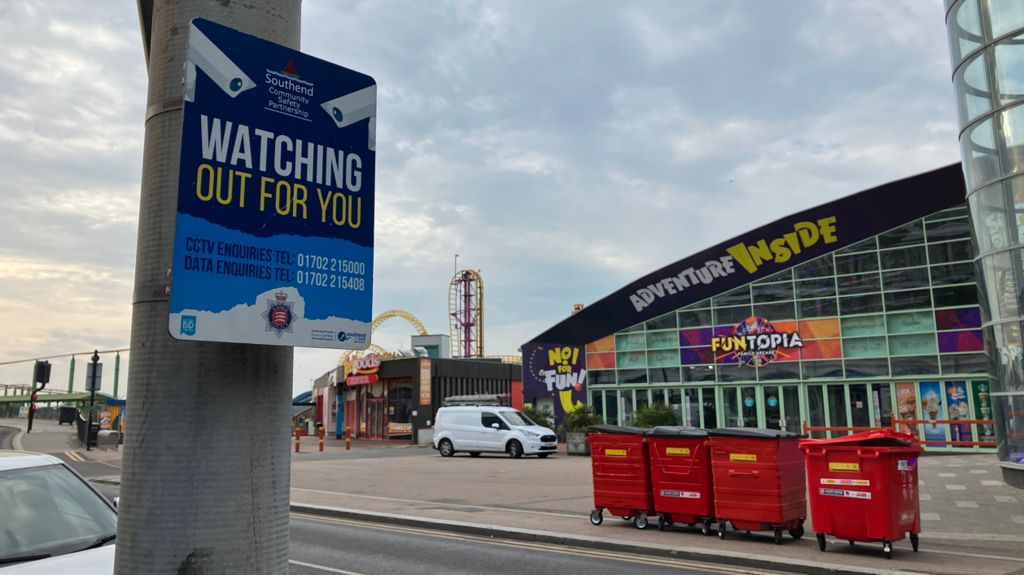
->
[3,418,1024,575]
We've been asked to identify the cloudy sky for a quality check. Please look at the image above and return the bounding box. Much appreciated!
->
[0,0,961,398]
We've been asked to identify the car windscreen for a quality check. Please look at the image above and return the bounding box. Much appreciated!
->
[0,464,117,562]
[499,411,531,427]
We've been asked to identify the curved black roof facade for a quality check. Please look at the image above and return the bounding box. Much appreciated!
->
[526,163,966,346]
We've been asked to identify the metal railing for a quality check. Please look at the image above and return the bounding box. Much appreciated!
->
[803,419,997,448]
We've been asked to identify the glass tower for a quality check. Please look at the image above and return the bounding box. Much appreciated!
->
[945,0,1024,485]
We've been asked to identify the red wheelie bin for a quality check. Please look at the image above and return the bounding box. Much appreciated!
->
[646,426,715,534]
[708,427,806,544]
[799,429,923,559]
[588,424,654,529]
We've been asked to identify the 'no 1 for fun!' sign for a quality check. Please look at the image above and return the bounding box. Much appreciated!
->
[168,19,375,349]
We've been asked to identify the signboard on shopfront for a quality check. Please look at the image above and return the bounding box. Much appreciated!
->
[345,374,378,386]
[418,359,432,406]
[168,19,376,349]
[710,316,803,367]
[522,343,587,420]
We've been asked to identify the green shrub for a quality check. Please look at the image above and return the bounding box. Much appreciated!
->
[632,403,679,428]
[559,404,604,434]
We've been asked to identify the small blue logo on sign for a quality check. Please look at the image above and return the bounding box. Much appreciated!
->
[743,397,755,408]
[181,316,197,336]
[337,331,348,342]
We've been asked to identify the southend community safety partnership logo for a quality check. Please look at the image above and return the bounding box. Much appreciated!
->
[711,316,803,367]
[262,291,295,337]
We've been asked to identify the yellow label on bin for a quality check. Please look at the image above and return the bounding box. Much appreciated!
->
[666,447,691,456]
[730,453,757,462]
[828,462,860,472]
[605,449,628,457]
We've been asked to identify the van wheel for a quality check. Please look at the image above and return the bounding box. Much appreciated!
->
[438,439,454,457]
[507,440,523,459]
[538,453,550,459]
[469,452,481,457]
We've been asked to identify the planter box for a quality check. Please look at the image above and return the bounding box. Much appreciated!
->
[565,432,591,456]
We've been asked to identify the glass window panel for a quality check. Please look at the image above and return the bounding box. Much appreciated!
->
[878,221,925,248]
[794,255,834,278]
[880,246,928,270]
[646,330,678,350]
[645,312,677,331]
[926,217,973,242]
[752,282,794,302]
[757,269,793,283]
[717,364,755,383]
[757,361,800,381]
[723,388,740,427]
[798,298,838,319]
[940,353,990,375]
[999,104,1024,176]
[996,393,1024,463]
[934,284,980,307]
[948,0,982,69]
[617,369,647,384]
[754,301,795,321]
[962,118,1001,189]
[970,182,1010,254]
[887,311,936,334]
[842,314,886,336]
[927,206,970,221]
[652,388,665,405]
[796,277,836,299]
[591,391,604,419]
[889,334,939,356]
[741,386,758,427]
[622,323,644,333]
[681,300,710,310]
[807,385,827,438]
[827,385,850,435]
[604,390,618,425]
[844,358,891,377]
[990,0,1024,38]
[681,347,714,365]
[680,388,697,426]
[956,50,992,125]
[840,293,884,315]
[620,392,635,425]
[615,333,647,351]
[930,262,976,286]
[682,365,716,382]
[616,351,647,369]
[850,383,871,428]
[714,305,753,326]
[928,239,973,264]
[649,367,680,383]
[836,252,879,275]
[843,336,888,358]
[678,308,712,328]
[890,356,940,376]
[981,251,1020,320]
[882,267,930,291]
[701,388,717,428]
[872,383,894,427]
[589,370,616,386]
[836,237,878,255]
[938,329,985,353]
[837,273,881,296]
[884,289,933,312]
[802,360,844,379]
[1008,176,1024,244]
[936,307,983,330]
[712,286,751,306]
[647,349,678,368]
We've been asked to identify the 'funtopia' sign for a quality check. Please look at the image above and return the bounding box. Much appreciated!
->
[711,317,803,367]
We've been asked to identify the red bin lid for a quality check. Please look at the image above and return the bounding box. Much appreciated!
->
[799,428,916,449]
[588,424,649,435]
[647,426,708,438]
[707,427,803,439]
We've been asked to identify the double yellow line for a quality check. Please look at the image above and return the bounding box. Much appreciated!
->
[291,513,778,575]
[64,451,87,462]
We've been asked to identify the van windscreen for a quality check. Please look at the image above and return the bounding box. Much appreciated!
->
[500,411,530,427]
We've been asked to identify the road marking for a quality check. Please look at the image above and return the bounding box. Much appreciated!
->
[291,513,776,575]
[65,451,86,462]
[292,487,581,519]
[289,560,367,574]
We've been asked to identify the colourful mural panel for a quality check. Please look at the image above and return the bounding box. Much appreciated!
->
[937,330,984,353]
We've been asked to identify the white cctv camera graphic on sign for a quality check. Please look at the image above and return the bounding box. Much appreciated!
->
[320,85,377,150]
[184,22,256,103]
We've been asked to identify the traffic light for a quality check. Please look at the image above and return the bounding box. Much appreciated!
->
[33,360,51,387]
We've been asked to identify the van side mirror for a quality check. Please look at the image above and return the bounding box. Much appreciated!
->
[491,423,500,429]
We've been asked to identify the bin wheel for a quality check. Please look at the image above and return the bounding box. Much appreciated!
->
[773,529,783,545]
[848,540,855,546]
[657,515,667,531]
[883,541,893,559]
[816,533,826,552]
[717,521,727,540]
[633,513,649,530]
[701,518,713,536]
[910,533,919,552]
[589,509,603,526]
[789,524,804,540]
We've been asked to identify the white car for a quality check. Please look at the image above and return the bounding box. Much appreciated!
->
[432,405,558,458]
[0,451,117,573]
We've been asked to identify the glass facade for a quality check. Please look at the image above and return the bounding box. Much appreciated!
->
[586,206,996,450]
[947,0,1024,471]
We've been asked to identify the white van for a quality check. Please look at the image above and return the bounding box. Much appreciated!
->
[432,405,557,458]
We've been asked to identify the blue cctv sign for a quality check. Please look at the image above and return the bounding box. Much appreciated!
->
[168,19,375,349]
